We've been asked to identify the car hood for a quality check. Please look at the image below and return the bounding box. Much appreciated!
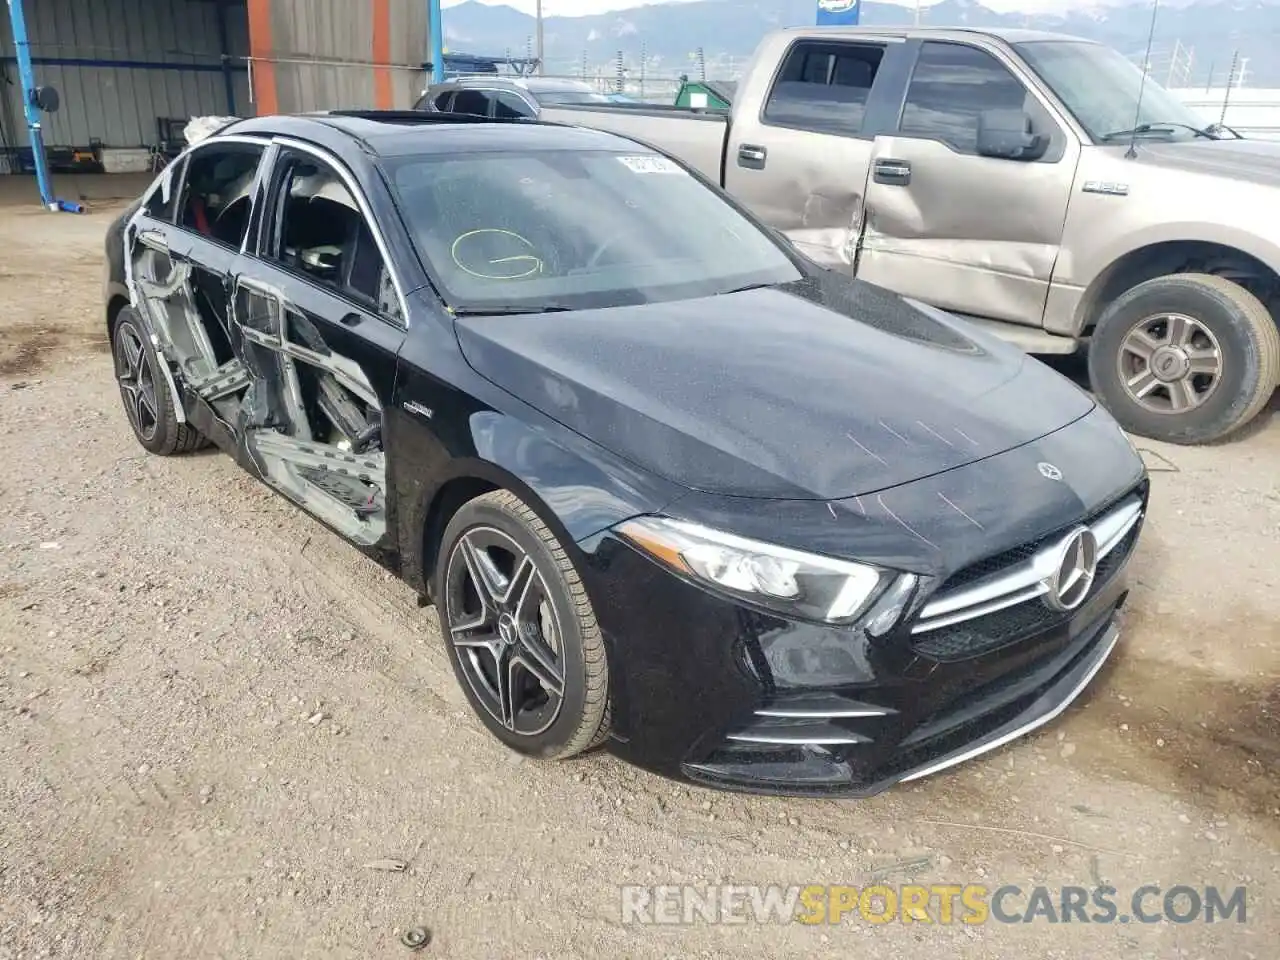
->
[1132,138,1280,188]
[454,274,1095,500]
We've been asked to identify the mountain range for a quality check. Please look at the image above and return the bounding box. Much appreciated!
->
[441,0,1280,87]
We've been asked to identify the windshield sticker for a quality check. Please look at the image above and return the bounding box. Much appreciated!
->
[617,155,684,175]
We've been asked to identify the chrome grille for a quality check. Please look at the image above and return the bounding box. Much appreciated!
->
[912,496,1143,639]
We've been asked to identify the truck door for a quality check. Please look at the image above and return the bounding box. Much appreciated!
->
[856,39,1079,327]
[724,36,907,270]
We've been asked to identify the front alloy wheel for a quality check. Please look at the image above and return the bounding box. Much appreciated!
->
[1089,273,1280,444]
[436,490,611,759]
[1117,311,1223,415]
[446,526,566,737]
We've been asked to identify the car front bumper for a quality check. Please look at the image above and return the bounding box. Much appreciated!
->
[578,505,1138,798]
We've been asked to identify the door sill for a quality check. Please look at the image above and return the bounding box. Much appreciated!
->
[950,314,1081,356]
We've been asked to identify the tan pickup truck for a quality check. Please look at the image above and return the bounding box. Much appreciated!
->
[538,27,1280,444]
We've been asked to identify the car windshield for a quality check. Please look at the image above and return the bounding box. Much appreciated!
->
[387,149,802,313]
[533,89,615,105]
[1016,40,1212,142]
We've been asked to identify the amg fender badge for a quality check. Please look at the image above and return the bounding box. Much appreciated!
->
[403,400,434,419]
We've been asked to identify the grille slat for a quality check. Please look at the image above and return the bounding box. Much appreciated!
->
[911,512,1141,662]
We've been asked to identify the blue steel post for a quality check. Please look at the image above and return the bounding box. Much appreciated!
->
[428,0,444,83]
[6,0,57,209]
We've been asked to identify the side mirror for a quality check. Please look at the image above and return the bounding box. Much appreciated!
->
[976,109,1046,161]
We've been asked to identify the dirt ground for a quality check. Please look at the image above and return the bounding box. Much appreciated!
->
[1,203,1277,960]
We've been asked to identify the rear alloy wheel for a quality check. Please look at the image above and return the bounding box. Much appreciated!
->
[1089,273,1280,444]
[111,307,206,455]
[436,490,610,759]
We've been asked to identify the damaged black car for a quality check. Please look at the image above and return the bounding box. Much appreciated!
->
[103,112,1148,796]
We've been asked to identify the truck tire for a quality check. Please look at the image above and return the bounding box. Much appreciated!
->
[1088,273,1280,444]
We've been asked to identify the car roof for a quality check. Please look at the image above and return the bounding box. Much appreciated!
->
[221,112,649,159]
[785,25,1092,44]
[439,76,597,94]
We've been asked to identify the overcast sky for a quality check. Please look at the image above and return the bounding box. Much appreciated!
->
[440,0,1077,16]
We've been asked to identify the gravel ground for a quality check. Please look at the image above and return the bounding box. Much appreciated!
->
[1,203,1277,960]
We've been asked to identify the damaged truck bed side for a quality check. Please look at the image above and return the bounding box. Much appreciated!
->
[539,26,1280,445]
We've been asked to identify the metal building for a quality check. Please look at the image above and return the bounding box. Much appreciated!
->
[1,0,431,172]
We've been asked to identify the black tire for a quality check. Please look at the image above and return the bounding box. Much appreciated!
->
[111,306,207,455]
[435,489,611,760]
[1088,273,1280,444]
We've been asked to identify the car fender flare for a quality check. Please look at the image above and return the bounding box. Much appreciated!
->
[1072,223,1280,334]
[400,409,685,594]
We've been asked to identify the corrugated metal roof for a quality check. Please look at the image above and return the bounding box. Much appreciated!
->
[1,0,248,149]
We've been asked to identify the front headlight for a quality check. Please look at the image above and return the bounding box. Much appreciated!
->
[616,516,891,624]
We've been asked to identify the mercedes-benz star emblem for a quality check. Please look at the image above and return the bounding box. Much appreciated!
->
[1037,462,1063,481]
[1042,527,1099,612]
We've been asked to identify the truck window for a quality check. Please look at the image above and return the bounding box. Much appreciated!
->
[899,42,1044,155]
[763,40,885,137]
[494,91,534,119]
[432,91,454,111]
[451,89,492,117]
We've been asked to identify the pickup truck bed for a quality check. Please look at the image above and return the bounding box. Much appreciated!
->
[532,25,1280,447]
[539,103,730,184]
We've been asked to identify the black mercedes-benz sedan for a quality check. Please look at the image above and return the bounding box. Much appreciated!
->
[102,112,1148,797]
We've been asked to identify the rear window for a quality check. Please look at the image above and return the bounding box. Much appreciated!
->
[763,41,886,136]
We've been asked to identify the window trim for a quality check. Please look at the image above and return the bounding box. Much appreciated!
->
[261,137,411,327]
[894,39,1068,162]
[758,37,899,140]
[492,89,538,119]
[160,135,272,252]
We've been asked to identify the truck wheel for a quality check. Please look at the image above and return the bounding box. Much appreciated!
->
[1089,273,1279,444]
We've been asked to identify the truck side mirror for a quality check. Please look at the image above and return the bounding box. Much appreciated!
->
[976,109,1046,161]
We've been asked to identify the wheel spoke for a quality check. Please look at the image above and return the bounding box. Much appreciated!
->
[136,381,158,424]
[459,534,504,610]
[1185,348,1221,376]
[1168,377,1200,412]
[450,608,497,647]
[122,331,143,372]
[514,640,564,699]
[507,556,539,621]
[1121,329,1161,360]
[1165,314,1192,346]
[498,651,519,730]
[1125,369,1161,399]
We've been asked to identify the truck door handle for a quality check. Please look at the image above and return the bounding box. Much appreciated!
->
[737,144,767,169]
[873,158,911,186]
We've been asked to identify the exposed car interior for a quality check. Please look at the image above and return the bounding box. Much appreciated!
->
[127,145,395,547]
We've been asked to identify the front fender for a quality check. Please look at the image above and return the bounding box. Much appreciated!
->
[391,395,686,595]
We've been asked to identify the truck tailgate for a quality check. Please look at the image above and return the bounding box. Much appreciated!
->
[539,105,729,184]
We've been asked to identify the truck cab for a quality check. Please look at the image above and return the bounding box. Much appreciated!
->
[541,28,1280,445]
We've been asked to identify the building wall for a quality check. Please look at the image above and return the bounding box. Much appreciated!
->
[250,0,429,115]
[0,0,250,151]
[1,0,433,157]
